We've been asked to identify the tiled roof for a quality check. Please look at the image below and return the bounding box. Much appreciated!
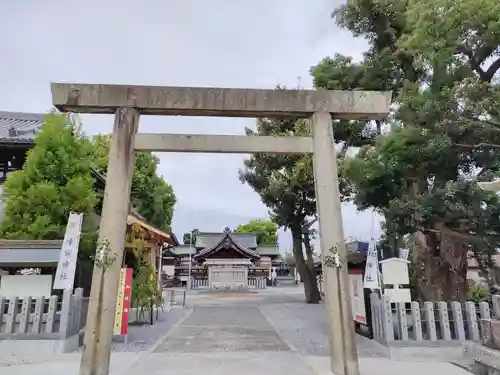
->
[172,244,196,256]
[0,240,63,267]
[195,232,258,249]
[0,111,45,143]
[256,246,279,256]
[194,232,260,260]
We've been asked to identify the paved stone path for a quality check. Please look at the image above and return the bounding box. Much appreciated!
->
[154,306,290,353]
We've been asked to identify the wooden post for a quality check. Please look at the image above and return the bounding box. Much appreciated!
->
[312,111,359,375]
[79,107,139,375]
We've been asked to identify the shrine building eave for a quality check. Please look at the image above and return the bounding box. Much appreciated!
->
[193,232,260,261]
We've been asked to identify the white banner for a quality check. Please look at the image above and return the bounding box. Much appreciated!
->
[53,212,83,290]
[363,240,380,289]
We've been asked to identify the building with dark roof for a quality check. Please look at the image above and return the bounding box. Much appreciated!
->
[170,229,280,290]
[0,111,46,183]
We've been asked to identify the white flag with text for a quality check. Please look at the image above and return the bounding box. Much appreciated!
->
[363,240,380,289]
[53,212,83,290]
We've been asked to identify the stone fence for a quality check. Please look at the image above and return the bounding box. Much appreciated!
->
[370,293,499,343]
[190,278,209,289]
[369,293,500,361]
[190,277,267,290]
[0,288,87,357]
[248,277,267,289]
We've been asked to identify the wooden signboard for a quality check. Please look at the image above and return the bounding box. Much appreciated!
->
[113,268,133,336]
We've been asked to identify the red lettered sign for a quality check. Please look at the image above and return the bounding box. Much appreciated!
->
[120,268,133,335]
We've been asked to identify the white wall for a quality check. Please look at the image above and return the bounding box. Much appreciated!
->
[162,265,175,276]
[0,274,53,297]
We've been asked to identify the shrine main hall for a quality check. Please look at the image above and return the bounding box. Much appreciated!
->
[163,229,280,290]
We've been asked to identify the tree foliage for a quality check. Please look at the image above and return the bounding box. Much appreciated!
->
[238,80,378,302]
[234,219,278,246]
[319,0,500,300]
[0,114,98,256]
[182,228,199,245]
[91,135,176,231]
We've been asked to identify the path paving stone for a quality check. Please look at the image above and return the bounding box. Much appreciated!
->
[154,306,290,353]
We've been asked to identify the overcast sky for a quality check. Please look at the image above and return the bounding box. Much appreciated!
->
[0,0,382,250]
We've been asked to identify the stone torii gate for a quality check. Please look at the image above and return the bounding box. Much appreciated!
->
[51,83,391,375]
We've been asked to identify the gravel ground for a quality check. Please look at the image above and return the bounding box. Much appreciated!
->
[259,298,387,358]
[111,307,189,352]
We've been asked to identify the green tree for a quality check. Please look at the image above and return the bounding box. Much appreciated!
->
[319,0,500,300]
[234,219,278,246]
[239,104,366,302]
[0,113,98,256]
[182,228,199,245]
[91,135,176,231]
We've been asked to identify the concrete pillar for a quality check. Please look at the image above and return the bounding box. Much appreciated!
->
[311,111,359,375]
[79,107,139,375]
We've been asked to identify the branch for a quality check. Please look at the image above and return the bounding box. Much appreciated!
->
[420,226,495,243]
[457,45,488,81]
[452,142,500,150]
[301,217,318,234]
[485,57,500,82]
[459,117,500,129]
[457,45,500,83]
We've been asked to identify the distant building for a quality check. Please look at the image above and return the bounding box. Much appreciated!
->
[169,229,280,290]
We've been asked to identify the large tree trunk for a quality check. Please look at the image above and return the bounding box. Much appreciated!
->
[411,224,468,301]
[291,226,321,303]
[407,174,468,301]
[302,231,316,274]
